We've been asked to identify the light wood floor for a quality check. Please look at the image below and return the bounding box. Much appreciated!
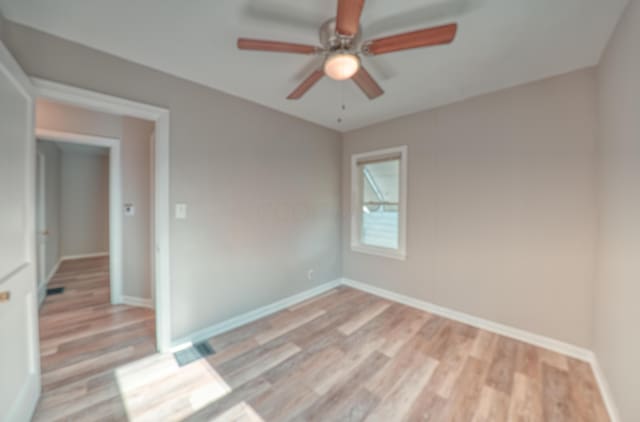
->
[33,258,609,421]
[34,257,156,421]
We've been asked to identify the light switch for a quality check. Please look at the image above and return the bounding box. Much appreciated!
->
[175,203,187,220]
[124,203,135,216]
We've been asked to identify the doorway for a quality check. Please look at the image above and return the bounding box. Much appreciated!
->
[35,130,122,306]
[33,79,171,353]
[0,39,170,421]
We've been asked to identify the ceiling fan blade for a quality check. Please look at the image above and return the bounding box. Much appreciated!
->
[336,0,365,36]
[352,66,384,99]
[237,38,319,54]
[287,70,324,100]
[364,23,457,55]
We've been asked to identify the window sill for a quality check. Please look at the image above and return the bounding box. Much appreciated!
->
[351,244,406,261]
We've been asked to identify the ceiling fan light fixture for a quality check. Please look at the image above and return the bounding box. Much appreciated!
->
[324,52,360,80]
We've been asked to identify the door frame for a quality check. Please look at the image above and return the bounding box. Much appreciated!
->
[32,78,172,353]
[37,130,123,305]
[35,151,46,290]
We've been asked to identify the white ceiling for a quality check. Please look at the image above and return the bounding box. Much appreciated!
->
[1,0,627,132]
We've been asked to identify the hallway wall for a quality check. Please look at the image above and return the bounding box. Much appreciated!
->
[59,147,109,257]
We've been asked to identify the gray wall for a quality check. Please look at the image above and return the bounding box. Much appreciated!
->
[342,69,598,348]
[59,148,109,257]
[594,0,640,420]
[122,116,153,300]
[36,99,155,301]
[5,22,343,341]
[36,141,61,280]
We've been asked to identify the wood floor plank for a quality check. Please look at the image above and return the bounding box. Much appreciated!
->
[184,378,272,422]
[471,386,510,422]
[470,330,499,362]
[507,372,544,422]
[515,340,541,379]
[364,355,438,421]
[567,358,610,422]
[34,257,156,421]
[223,342,302,388]
[365,334,434,398]
[337,300,391,336]
[539,347,570,371]
[289,351,389,422]
[404,387,448,422]
[485,336,518,395]
[312,336,384,395]
[249,381,318,421]
[542,362,575,422]
[255,309,326,345]
[425,333,473,399]
[441,356,490,422]
[266,345,344,389]
[377,309,429,357]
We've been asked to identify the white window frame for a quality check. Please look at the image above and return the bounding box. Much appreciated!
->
[351,145,407,260]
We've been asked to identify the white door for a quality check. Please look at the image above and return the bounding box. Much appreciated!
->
[0,41,41,421]
[36,152,48,291]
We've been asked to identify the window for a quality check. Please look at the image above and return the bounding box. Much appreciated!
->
[351,146,407,260]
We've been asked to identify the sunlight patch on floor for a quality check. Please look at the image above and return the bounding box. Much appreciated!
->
[211,401,265,422]
[115,352,232,420]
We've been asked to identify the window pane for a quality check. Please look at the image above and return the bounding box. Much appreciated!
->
[362,207,399,249]
[360,159,399,249]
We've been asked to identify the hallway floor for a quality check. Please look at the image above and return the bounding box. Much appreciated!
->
[33,256,156,421]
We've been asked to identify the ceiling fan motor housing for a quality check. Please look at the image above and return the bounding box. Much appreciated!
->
[319,18,362,53]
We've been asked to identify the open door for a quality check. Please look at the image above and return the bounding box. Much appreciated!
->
[0,40,41,420]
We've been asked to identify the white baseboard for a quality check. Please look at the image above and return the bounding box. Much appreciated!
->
[60,252,109,261]
[171,279,342,351]
[341,278,592,360]
[588,354,621,422]
[122,295,154,309]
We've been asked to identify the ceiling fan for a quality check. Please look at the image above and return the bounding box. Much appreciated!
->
[237,0,458,100]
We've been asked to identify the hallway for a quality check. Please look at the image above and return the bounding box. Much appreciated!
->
[34,256,155,420]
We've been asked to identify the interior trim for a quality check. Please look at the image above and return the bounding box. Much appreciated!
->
[590,354,622,422]
[121,295,154,309]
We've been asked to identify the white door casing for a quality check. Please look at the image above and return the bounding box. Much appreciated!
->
[0,40,41,421]
[36,151,47,290]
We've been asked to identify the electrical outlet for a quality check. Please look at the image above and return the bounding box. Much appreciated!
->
[307,269,314,281]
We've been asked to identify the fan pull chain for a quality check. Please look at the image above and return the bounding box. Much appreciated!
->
[337,82,346,124]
